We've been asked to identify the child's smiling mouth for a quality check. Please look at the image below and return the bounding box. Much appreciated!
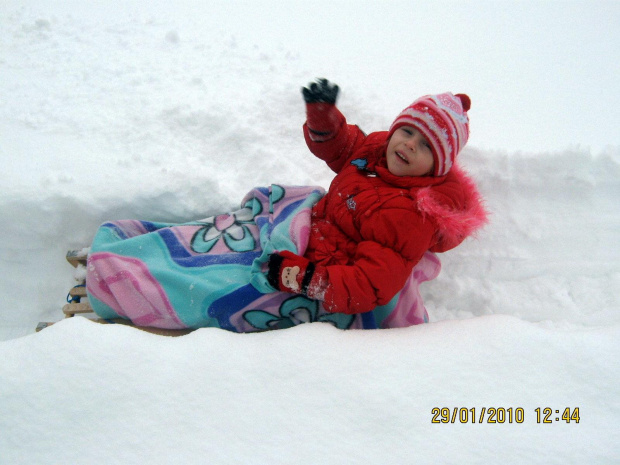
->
[395,151,409,164]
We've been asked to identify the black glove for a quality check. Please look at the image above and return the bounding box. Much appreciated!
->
[302,78,340,104]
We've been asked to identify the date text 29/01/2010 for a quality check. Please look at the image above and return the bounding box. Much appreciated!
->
[431,407,580,424]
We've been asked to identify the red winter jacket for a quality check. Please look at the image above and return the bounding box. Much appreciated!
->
[303,103,487,314]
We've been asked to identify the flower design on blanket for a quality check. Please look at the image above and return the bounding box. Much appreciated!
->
[242,295,354,330]
[191,197,262,254]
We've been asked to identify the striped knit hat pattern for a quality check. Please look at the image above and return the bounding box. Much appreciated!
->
[388,93,471,176]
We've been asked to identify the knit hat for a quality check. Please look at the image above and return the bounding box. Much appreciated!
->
[388,93,471,177]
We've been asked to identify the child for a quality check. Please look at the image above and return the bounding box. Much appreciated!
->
[85,79,487,332]
[266,78,487,315]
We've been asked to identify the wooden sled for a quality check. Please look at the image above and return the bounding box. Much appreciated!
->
[37,249,194,337]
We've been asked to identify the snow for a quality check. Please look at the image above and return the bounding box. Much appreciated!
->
[1,1,619,463]
[1,317,618,464]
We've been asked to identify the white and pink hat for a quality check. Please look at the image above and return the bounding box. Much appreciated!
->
[388,93,471,177]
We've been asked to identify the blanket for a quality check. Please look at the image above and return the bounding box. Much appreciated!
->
[86,185,440,332]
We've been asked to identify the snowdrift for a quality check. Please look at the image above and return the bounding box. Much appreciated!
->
[1,316,618,464]
[1,147,617,336]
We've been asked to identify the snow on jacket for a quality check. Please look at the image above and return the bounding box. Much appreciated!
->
[303,103,488,314]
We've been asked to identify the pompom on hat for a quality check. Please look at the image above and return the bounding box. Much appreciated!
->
[388,93,471,177]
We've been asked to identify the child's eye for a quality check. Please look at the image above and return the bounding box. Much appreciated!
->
[401,128,413,135]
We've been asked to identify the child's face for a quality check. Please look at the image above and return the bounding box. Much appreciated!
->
[386,126,434,177]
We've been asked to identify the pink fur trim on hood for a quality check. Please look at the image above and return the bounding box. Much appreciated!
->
[413,165,489,253]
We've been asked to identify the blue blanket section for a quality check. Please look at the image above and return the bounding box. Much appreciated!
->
[208,284,266,332]
[158,228,261,267]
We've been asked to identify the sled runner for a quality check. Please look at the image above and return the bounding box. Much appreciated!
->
[62,248,93,318]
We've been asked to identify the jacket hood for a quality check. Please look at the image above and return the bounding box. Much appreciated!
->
[413,164,489,253]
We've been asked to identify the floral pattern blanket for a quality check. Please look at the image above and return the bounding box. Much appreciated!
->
[86,185,440,332]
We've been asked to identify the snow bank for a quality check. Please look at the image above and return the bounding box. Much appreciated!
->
[1,146,617,335]
[1,316,618,464]
[427,147,620,326]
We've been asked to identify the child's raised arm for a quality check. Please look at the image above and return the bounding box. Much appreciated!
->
[302,78,366,173]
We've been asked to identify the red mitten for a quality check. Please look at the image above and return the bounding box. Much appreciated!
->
[267,251,327,300]
[302,78,343,142]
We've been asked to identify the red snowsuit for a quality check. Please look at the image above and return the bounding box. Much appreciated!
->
[303,103,487,314]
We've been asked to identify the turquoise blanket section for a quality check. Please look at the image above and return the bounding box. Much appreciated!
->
[86,184,433,332]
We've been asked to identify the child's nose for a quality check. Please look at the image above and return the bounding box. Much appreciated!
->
[406,136,419,151]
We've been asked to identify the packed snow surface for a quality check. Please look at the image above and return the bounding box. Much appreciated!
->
[1,1,619,463]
